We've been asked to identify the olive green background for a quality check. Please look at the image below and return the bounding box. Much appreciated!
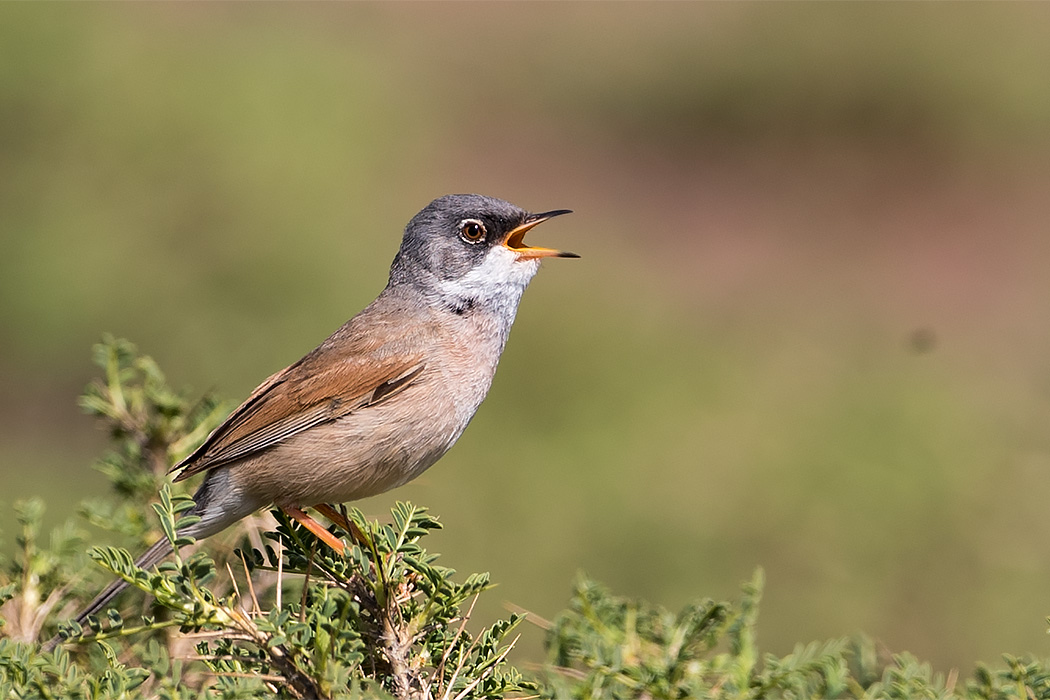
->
[4,3,1050,670]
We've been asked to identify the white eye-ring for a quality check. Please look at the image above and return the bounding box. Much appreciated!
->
[458,218,487,244]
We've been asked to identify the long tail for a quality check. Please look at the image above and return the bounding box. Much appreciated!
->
[42,536,175,652]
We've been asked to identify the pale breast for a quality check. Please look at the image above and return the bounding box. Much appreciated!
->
[223,303,511,508]
[227,350,496,508]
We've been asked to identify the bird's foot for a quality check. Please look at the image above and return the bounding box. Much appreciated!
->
[280,505,348,554]
[313,503,371,549]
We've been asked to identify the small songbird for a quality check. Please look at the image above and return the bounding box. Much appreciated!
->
[46,194,575,649]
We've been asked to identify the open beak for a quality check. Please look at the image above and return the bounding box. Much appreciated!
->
[502,209,579,260]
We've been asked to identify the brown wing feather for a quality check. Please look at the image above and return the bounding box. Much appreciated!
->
[172,334,425,481]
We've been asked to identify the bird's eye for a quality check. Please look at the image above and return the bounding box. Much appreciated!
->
[458,219,487,244]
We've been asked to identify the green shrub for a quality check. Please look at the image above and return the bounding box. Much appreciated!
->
[2,337,1050,699]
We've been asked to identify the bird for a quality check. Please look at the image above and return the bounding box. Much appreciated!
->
[45,193,575,650]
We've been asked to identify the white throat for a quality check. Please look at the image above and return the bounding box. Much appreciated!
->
[439,246,539,307]
[435,246,541,345]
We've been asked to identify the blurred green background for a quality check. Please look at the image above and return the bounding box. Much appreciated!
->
[4,2,1050,671]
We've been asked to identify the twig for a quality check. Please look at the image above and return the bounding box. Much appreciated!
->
[450,636,519,700]
[503,602,551,630]
[300,541,317,625]
[240,550,261,615]
[435,592,480,686]
[205,671,289,683]
[225,561,242,604]
[440,615,486,700]
[276,537,283,610]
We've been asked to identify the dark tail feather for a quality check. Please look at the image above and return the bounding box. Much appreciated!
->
[42,537,175,652]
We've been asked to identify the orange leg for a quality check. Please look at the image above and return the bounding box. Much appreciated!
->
[313,503,370,546]
[280,505,347,554]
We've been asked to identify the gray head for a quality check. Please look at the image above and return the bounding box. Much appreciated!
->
[388,194,575,310]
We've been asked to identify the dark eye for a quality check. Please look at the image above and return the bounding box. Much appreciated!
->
[458,218,487,244]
